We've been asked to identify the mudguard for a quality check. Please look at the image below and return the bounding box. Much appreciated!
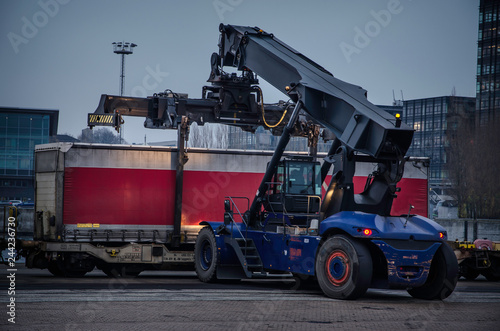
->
[319,211,447,241]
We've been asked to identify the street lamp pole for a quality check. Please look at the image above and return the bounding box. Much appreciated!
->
[112,41,137,143]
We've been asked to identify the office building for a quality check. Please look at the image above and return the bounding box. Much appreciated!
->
[403,96,476,194]
[0,107,58,202]
[477,0,500,125]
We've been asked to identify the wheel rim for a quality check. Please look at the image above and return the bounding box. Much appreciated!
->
[200,239,213,271]
[326,250,350,286]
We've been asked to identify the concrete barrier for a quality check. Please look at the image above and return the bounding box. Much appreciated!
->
[435,218,500,242]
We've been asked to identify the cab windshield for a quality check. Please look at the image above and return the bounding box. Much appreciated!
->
[272,161,321,195]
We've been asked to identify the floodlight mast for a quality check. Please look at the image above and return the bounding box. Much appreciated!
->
[112,41,137,96]
[112,41,137,143]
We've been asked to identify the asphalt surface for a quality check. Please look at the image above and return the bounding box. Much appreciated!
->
[1,265,500,330]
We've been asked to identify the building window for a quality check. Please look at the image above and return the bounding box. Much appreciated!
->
[425,104,431,115]
[425,120,432,131]
[434,119,441,131]
[483,46,491,57]
[486,11,492,23]
[481,99,490,109]
[415,104,421,117]
[424,136,432,148]
[406,105,413,117]
[494,98,500,108]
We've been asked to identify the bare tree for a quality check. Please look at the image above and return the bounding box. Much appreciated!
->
[78,128,126,144]
[447,101,500,219]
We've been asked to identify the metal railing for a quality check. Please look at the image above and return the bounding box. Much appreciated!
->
[224,196,250,240]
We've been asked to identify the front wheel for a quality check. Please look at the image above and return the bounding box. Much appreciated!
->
[315,235,372,300]
[407,243,458,300]
[194,227,219,282]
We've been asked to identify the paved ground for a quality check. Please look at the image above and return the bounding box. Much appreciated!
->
[1,266,499,330]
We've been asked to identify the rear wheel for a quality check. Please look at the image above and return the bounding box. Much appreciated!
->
[407,243,458,300]
[315,235,372,300]
[194,227,219,282]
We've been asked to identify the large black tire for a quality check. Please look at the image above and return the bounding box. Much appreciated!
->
[315,235,372,300]
[194,227,219,282]
[407,243,458,300]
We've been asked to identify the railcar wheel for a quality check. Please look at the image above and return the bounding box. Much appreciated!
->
[482,270,500,282]
[194,227,219,282]
[407,243,458,300]
[48,254,91,277]
[101,266,117,277]
[481,258,500,282]
[461,264,480,281]
[47,261,64,277]
[315,235,372,300]
[100,264,142,278]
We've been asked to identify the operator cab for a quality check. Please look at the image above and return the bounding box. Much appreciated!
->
[264,157,321,214]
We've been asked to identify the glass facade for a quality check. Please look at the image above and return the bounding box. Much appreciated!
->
[0,108,58,202]
[477,0,500,125]
[226,125,332,153]
[403,96,475,193]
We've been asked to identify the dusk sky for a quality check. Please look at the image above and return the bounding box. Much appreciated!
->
[1,0,478,144]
